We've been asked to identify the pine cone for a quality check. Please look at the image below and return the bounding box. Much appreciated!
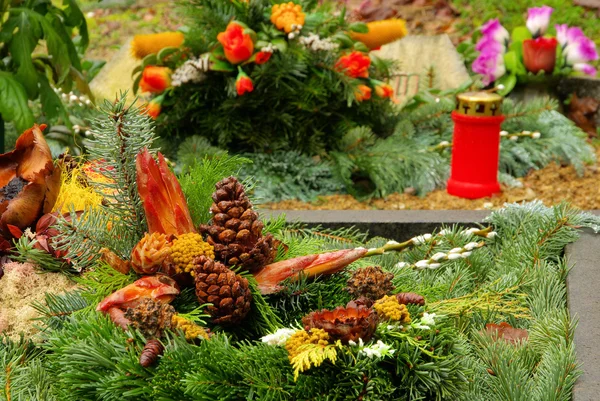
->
[140,339,164,367]
[194,256,252,326]
[124,298,175,338]
[395,292,425,306]
[199,177,277,273]
[346,266,395,301]
[302,301,378,344]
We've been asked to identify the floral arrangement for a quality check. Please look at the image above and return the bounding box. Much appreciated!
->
[0,100,594,399]
[472,5,598,94]
[129,0,407,155]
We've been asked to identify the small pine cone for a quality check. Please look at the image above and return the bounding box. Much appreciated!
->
[131,233,172,274]
[302,301,378,344]
[395,292,425,306]
[199,177,278,273]
[194,256,252,326]
[346,266,395,301]
[124,298,176,338]
[140,339,164,367]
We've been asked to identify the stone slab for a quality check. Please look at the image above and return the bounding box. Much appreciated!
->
[566,228,600,401]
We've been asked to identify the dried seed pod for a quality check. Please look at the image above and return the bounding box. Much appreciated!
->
[140,339,164,367]
[395,292,425,306]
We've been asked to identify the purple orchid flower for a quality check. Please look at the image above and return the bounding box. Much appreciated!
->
[564,36,599,65]
[472,49,506,85]
[573,63,597,76]
[480,19,509,45]
[526,6,553,37]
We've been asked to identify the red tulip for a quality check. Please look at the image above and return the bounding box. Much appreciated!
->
[374,82,394,98]
[254,51,272,65]
[136,148,196,236]
[236,69,254,96]
[253,248,368,294]
[354,84,372,102]
[140,66,172,94]
[335,51,371,78]
[145,98,162,120]
[217,22,254,65]
[522,37,558,74]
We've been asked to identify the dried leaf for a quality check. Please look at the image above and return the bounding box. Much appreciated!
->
[484,322,528,344]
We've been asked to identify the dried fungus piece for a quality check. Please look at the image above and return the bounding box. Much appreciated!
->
[124,297,175,338]
[395,292,425,306]
[0,124,61,239]
[302,301,378,344]
[346,265,395,301]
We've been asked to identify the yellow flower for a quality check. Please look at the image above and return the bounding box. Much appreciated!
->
[374,295,411,323]
[171,315,210,341]
[170,233,215,276]
[131,32,185,59]
[271,2,305,33]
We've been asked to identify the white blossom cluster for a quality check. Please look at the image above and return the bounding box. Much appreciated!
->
[500,130,541,141]
[53,87,92,107]
[260,43,276,54]
[171,55,209,87]
[412,312,437,330]
[287,24,303,40]
[72,124,91,136]
[260,328,297,346]
[298,33,339,51]
[348,338,395,359]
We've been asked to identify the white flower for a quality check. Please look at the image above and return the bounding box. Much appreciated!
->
[386,240,400,246]
[412,322,430,330]
[431,252,447,261]
[463,242,479,251]
[358,340,395,359]
[461,251,472,258]
[428,263,441,269]
[532,131,541,139]
[288,32,296,40]
[171,56,209,87]
[412,234,432,245]
[448,247,462,254]
[23,228,36,240]
[439,228,451,236]
[421,312,436,327]
[500,130,508,137]
[462,227,478,236]
[509,135,518,141]
[486,231,498,239]
[439,140,449,146]
[69,94,78,102]
[415,260,430,269]
[261,328,297,346]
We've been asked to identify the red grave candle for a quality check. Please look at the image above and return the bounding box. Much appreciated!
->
[447,91,504,199]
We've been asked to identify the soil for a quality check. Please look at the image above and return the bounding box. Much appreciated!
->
[264,148,600,211]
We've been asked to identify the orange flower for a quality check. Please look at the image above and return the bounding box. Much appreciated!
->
[0,124,61,239]
[335,52,371,78]
[136,148,196,236]
[254,51,272,65]
[354,84,372,102]
[374,82,394,98]
[271,2,305,33]
[140,66,171,94]
[217,22,254,65]
[236,69,254,96]
[144,96,163,120]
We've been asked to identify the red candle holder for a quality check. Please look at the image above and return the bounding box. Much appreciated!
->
[447,91,504,199]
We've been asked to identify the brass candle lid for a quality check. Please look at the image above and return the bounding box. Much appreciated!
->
[455,91,503,117]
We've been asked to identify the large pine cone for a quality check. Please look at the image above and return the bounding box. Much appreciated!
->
[199,177,277,273]
[124,298,175,338]
[346,266,395,301]
[194,256,252,326]
[302,301,378,344]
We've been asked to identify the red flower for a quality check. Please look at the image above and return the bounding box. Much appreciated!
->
[255,51,272,65]
[145,98,162,120]
[522,37,558,74]
[236,70,254,96]
[217,22,255,65]
[374,82,394,98]
[354,84,372,102]
[335,51,371,78]
[140,66,171,94]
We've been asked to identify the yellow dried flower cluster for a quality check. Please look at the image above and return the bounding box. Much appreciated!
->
[374,295,411,323]
[271,2,305,33]
[170,233,215,276]
[171,315,210,340]
[285,328,329,360]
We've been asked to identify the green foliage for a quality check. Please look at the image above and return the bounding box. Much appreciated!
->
[147,0,397,155]
[0,0,88,131]
[238,151,345,202]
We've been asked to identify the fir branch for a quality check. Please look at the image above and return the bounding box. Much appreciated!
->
[31,291,90,331]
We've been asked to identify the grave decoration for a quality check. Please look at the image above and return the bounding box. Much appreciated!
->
[471,5,598,95]
[0,96,598,400]
[131,0,407,155]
